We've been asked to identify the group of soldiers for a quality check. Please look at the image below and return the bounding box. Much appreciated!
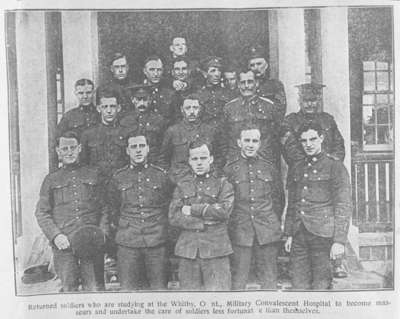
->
[35,36,352,292]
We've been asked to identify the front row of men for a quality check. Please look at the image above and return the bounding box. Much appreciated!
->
[35,120,351,291]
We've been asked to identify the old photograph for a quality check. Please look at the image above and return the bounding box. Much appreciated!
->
[5,4,394,297]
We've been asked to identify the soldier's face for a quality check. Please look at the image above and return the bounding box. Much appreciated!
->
[300,129,324,156]
[97,97,121,124]
[56,137,81,165]
[126,136,149,164]
[299,97,321,114]
[189,144,214,176]
[170,37,187,57]
[111,57,129,81]
[172,61,189,81]
[143,59,163,84]
[206,67,222,86]
[239,71,258,97]
[181,99,201,122]
[74,84,94,106]
[224,71,237,90]
[132,95,151,113]
[237,129,261,158]
[248,57,268,78]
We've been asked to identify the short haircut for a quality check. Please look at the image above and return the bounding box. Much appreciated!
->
[74,78,94,89]
[172,57,190,68]
[96,86,121,105]
[188,138,213,156]
[125,131,148,147]
[110,52,127,66]
[239,123,261,139]
[238,68,255,78]
[297,121,324,138]
[144,55,163,67]
[56,131,80,146]
[171,35,187,43]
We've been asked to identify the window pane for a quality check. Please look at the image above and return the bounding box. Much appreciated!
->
[363,61,375,71]
[377,71,389,91]
[376,62,388,70]
[364,72,376,91]
[363,106,375,125]
[377,107,389,124]
[377,126,390,144]
[376,94,388,104]
[363,94,375,105]
[363,126,376,145]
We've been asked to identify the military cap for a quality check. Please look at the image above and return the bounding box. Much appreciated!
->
[21,263,55,284]
[201,56,223,71]
[127,83,152,97]
[296,82,326,101]
[69,225,106,259]
[247,44,266,60]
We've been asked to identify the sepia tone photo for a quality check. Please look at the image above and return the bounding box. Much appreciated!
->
[6,5,394,295]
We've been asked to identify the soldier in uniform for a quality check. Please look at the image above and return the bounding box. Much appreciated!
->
[284,122,351,290]
[247,45,287,121]
[56,79,99,138]
[224,125,284,290]
[281,83,345,170]
[120,84,167,165]
[35,131,110,292]
[159,94,222,184]
[80,86,130,179]
[105,52,135,115]
[108,133,171,290]
[142,55,175,126]
[223,68,280,167]
[169,140,234,290]
[196,56,231,129]
[223,61,240,101]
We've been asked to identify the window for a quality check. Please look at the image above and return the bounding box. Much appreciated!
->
[362,61,393,151]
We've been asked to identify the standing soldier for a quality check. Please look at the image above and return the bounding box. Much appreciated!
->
[142,55,175,126]
[223,68,280,168]
[56,79,99,138]
[120,84,167,165]
[247,45,287,121]
[169,140,234,290]
[80,87,130,179]
[284,122,351,290]
[35,131,110,292]
[281,83,345,170]
[159,94,222,184]
[224,125,284,290]
[196,56,231,129]
[108,133,171,290]
[106,52,135,115]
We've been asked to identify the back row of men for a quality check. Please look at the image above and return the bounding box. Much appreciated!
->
[35,37,351,292]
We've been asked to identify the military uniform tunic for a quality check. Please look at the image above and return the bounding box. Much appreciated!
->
[224,156,284,289]
[80,122,131,178]
[56,104,100,138]
[256,76,287,121]
[146,82,175,126]
[108,163,171,290]
[281,111,345,168]
[284,152,351,289]
[159,119,222,183]
[223,95,280,166]
[169,172,234,290]
[196,84,232,128]
[35,164,110,291]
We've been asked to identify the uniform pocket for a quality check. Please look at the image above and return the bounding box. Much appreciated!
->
[52,182,70,205]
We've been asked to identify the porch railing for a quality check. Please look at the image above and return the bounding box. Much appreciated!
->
[351,152,394,232]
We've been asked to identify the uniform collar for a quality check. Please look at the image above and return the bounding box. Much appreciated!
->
[79,103,96,113]
[62,162,81,171]
[194,172,211,180]
[130,162,149,170]
[241,94,258,105]
[101,119,119,127]
[306,151,324,164]
[182,118,201,128]
[240,153,259,164]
